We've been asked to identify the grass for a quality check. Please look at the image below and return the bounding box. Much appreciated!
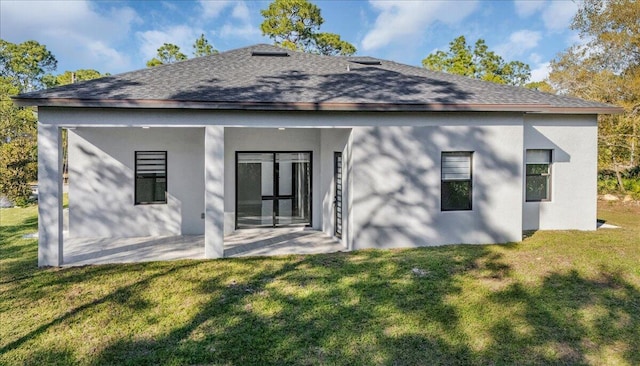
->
[1,202,639,365]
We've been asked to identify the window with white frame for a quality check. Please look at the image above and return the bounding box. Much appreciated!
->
[441,152,473,211]
[135,151,167,204]
[525,149,552,202]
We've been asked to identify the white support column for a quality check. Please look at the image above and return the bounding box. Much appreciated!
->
[345,129,354,251]
[204,126,225,258]
[37,123,63,266]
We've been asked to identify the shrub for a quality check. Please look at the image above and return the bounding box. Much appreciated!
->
[598,177,640,199]
[623,178,640,199]
[598,178,619,195]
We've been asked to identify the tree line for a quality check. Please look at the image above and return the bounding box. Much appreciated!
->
[548,0,639,193]
[1,0,638,205]
[0,40,110,205]
[144,0,358,68]
[146,34,219,67]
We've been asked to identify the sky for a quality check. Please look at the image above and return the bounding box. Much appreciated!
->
[0,0,583,82]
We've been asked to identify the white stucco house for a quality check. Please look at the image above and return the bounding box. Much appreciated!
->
[14,44,621,266]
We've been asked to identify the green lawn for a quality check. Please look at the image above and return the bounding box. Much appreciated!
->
[1,203,639,365]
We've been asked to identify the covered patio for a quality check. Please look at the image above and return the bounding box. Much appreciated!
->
[33,123,351,267]
[62,227,345,266]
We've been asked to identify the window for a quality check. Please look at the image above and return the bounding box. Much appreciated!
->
[441,152,473,211]
[526,149,552,201]
[135,151,167,204]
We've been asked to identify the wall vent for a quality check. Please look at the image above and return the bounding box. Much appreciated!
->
[251,51,290,57]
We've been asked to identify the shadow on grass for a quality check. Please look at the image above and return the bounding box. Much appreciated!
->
[88,248,484,365]
[0,215,39,283]
[2,235,639,364]
[86,249,638,365]
[0,262,202,355]
[487,267,640,365]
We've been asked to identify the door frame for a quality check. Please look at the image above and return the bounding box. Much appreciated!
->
[235,151,313,229]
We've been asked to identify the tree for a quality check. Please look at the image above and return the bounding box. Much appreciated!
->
[314,32,356,56]
[260,0,356,56]
[547,0,640,190]
[261,0,323,51]
[0,39,57,93]
[146,43,188,67]
[1,75,37,204]
[0,133,37,206]
[42,69,107,88]
[0,40,56,205]
[524,81,555,93]
[422,36,531,86]
[0,77,34,144]
[193,34,218,57]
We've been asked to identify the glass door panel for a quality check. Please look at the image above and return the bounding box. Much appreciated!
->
[275,152,311,226]
[277,199,293,226]
[237,153,274,228]
[236,152,312,229]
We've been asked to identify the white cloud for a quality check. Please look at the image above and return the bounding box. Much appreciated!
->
[137,25,204,61]
[208,1,261,41]
[530,61,550,82]
[231,2,251,22]
[529,52,543,64]
[219,23,262,39]
[496,30,542,59]
[566,30,591,48]
[137,1,259,61]
[361,1,478,51]
[0,0,139,73]
[86,41,132,71]
[513,0,545,17]
[199,0,232,19]
[161,1,179,12]
[542,1,578,32]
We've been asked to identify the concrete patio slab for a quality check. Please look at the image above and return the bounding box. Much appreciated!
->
[64,235,205,266]
[62,227,345,266]
[224,227,345,257]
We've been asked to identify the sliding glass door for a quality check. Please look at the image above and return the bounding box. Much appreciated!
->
[236,152,311,228]
[236,153,275,227]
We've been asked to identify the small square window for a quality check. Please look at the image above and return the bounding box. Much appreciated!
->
[135,151,167,204]
[525,149,552,201]
[441,152,473,211]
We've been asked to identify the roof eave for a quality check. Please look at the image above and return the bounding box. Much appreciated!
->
[526,106,625,114]
[11,97,624,114]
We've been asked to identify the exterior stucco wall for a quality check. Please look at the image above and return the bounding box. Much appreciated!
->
[204,126,225,257]
[223,127,322,234]
[41,107,598,255]
[350,115,525,249]
[37,123,63,266]
[523,114,598,231]
[68,127,205,238]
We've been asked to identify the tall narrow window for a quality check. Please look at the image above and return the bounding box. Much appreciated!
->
[135,151,167,204]
[441,152,473,211]
[526,149,552,201]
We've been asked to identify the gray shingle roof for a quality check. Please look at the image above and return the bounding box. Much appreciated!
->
[14,44,621,113]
